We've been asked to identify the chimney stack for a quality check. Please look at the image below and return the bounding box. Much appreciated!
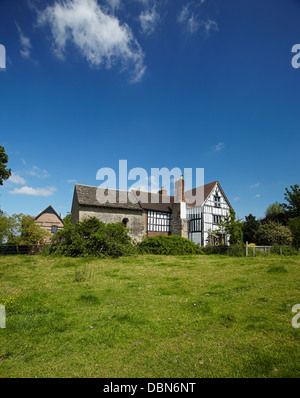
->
[174,175,185,203]
[158,187,167,195]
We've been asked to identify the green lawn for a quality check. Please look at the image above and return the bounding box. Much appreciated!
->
[0,254,299,378]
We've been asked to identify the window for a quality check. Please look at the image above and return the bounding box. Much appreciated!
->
[51,225,58,233]
[213,215,222,224]
[214,195,221,207]
[147,211,171,232]
[189,217,201,233]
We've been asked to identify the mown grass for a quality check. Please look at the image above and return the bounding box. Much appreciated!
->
[0,254,299,378]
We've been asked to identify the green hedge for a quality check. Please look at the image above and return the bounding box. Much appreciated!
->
[137,235,203,255]
[47,217,136,258]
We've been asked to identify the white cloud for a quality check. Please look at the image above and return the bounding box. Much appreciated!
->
[8,172,26,185]
[9,186,57,197]
[255,194,261,198]
[37,0,146,82]
[28,166,50,179]
[105,0,121,12]
[67,179,77,183]
[16,23,32,59]
[233,197,240,201]
[139,5,160,36]
[178,2,218,36]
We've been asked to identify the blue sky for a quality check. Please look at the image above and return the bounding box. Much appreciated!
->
[0,0,299,220]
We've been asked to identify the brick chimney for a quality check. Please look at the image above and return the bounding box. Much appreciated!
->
[157,187,167,195]
[174,175,184,203]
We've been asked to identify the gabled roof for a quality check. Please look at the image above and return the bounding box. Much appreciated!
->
[132,190,174,213]
[35,205,64,224]
[74,184,143,211]
[185,181,232,209]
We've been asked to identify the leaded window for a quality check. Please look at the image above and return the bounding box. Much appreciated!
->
[147,211,171,232]
[214,195,221,207]
[213,215,222,224]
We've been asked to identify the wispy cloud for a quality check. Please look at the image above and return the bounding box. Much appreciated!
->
[255,194,261,198]
[139,5,160,36]
[178,2,218,36]
[233,197,240,201]
[37,0,146,83]
[9,186,57,197]
[213,142,224,152]
[28,166,50,179]
[8,172,26,185]
[16,22,32,59]
[251,182,260,188]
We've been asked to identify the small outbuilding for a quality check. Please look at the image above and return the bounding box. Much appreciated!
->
[35,205,64,240]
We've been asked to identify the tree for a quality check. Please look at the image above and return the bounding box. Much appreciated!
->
[0,146,11,185]
[0,213,49,245]
[282,184,300,218]
[217,208,243,245]
[288,217,300,248]
[19,215,50,244]
[263,201,287,225]
[254,222,293,246]
[265,202,284,216]
[242,214,260,243]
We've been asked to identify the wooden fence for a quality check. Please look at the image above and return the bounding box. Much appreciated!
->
[0,245,46,255]
[245,242,299,257]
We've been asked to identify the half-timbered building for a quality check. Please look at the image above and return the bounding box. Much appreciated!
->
[71,179,232,246]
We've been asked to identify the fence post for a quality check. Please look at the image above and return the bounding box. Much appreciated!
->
[280,247,282,255]
[246,242,248,257]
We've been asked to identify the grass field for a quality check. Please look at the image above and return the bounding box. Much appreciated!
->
[0,254,299,378]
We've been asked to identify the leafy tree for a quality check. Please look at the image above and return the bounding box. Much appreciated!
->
[63,213,72,225]
[254,222,293,246]
[265,202,284,216]
[19,215,50,244]
[0,213,49,244]
[0,146,11,185]
[263,201,287,225]
[242,214,260,243]
[288,217,300,248]
[217,208,243,245]
[282,184,300,218]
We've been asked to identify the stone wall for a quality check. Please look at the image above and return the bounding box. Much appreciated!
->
[79,206,146,241]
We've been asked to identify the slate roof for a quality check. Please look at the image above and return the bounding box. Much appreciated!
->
[132,190,174,213]
[75,184,143,211]
[185,181,232,208]
[74,181,229,213]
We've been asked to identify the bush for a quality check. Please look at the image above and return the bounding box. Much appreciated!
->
[47,217,136,258]
[254,222,293,246]
[137,235,203,255]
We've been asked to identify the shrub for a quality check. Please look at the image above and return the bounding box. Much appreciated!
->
[254,222,293,246]
[47,217,136,258]
[137,235,203,255]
